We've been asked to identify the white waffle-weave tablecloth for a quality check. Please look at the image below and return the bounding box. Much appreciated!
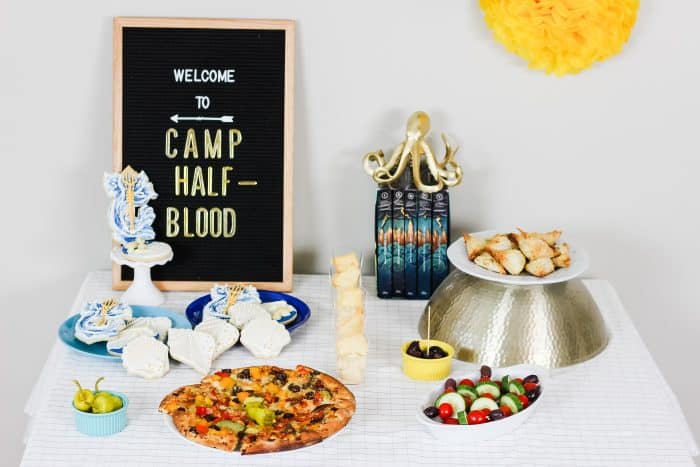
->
[21,272,698,466]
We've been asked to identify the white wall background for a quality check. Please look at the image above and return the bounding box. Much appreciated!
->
[1,0,698,464]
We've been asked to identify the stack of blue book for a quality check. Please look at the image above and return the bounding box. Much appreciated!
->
[374,186,450,299]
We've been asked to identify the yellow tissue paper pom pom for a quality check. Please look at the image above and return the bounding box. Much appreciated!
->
[479,0,640,75]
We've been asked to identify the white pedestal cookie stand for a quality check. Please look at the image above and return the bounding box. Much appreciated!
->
[111,242,173,306]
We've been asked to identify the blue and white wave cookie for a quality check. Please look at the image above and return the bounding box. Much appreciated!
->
[74,299,133,345]
[202,284,261,322]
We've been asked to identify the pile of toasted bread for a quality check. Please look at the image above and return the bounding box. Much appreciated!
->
[463,228,570,277]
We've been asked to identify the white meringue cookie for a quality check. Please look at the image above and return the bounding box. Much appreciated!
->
[167,328,215,375]
[122,335,169,379]
[240,317,291,358]
[228,302,270,329]
[194,318,239,358]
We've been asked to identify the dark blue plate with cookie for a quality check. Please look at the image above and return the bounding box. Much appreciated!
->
[185,291,311,332]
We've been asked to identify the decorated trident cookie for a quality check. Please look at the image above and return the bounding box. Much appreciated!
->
[202,284,262,322]
[74,298,133,345]
[104,166,158,253]
[105,166,173,305]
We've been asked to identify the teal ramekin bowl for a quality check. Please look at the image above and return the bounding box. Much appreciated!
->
[72,391,128,436]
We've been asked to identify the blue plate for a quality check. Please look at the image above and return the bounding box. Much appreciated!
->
[58,305,191,360]
[185,291,311,332]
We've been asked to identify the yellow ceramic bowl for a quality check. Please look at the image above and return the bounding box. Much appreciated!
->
[402,339,454,381]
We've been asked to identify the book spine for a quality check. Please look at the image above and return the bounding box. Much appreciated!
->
[391,189,405,297]
[431,190,450,291]
[375,187,393,298]
[417,191,433,299]
[403,189,418,298]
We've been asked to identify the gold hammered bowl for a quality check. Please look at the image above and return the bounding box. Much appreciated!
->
[419,270,609,368]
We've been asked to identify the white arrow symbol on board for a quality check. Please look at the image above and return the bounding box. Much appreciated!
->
[170,114,235,124]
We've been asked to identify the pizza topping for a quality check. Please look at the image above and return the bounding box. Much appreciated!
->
[246,404,276,426]
[319,389,333,402]
[216,420,245,433]
[288,384,301,393]
[242,396,264,410]
[219,376,235,390]
[304,391,315,400]
[195,421,209,434]
[238,368,251,379]
[274,371,288,384]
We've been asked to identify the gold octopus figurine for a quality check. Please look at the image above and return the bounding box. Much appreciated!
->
[363,111,463,193]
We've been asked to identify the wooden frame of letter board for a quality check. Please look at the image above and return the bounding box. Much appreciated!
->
[112,17,294,291]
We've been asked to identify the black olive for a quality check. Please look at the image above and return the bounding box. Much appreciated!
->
[238,369,250,379]
[220,369,231,374]
[210,424,220,431]
[203,414,217,422]
[525,386,541,402]
[283,424,296,434]
[231,397,240,404]
[407,347,424,358]
[189,427,198,434]
[314,379,325,389]
[444,378,457,390]
[523,374,539,384]
[311,370,320,376]
[283,412,294,419]
[304,391,315,400]
[275,372,288,383]
[176,407,186,412]
[480,365,492,379]
[288,384,301,393]
[428,346,448,358]
[488,409,505,421]
[423,406,439,418]
[407,340,422,354]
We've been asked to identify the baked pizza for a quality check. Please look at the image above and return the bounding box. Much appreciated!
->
[159,365,356,454]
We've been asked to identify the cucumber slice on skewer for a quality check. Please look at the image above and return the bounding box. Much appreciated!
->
[470,397,499,412]
[434,392,466,414]
[500,393,523,413]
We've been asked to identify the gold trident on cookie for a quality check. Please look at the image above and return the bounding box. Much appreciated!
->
[226,284,246,307]
[121,166,138,234]
[98,298,119,326]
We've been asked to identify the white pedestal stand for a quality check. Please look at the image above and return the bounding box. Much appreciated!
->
[111,242,173,306]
